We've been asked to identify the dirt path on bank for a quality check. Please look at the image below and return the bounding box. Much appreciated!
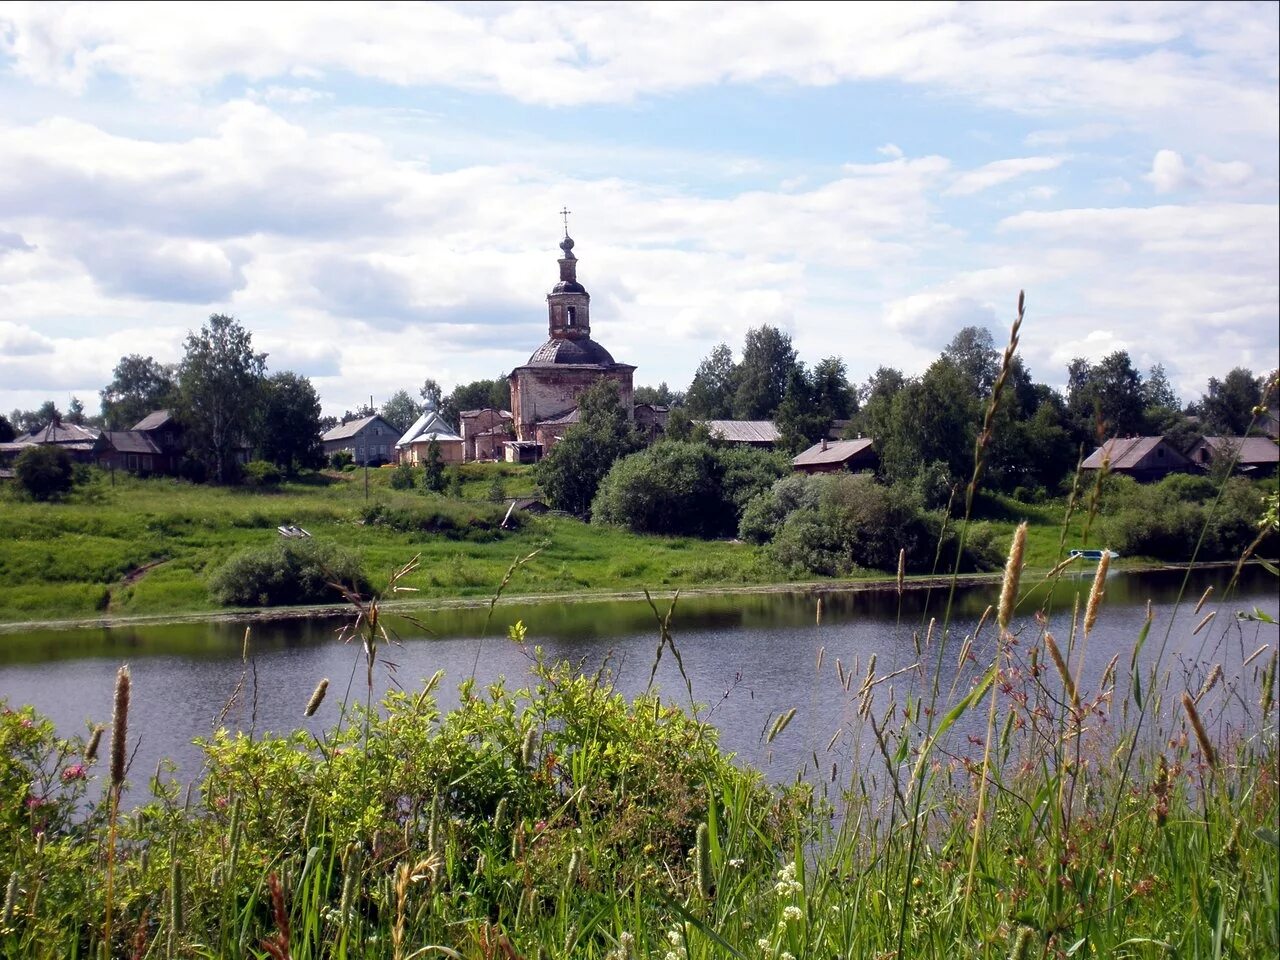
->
[0,560,1223,635]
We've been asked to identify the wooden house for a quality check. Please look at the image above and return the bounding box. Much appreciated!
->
[792,437,877,474]
[697,420,780,448]
[1186,436,1278,477]
[322,415,399,465]
[1082,436,1191,482]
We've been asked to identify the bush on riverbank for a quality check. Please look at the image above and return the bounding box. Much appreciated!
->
[1100,473,1273,561]
[740,472,1003,575]
[590,441,787,537]
[207,539,369,606]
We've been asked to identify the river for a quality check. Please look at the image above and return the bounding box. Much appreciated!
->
[1,566,1274,802]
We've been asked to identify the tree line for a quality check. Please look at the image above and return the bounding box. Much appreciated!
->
[2,314,1273,495]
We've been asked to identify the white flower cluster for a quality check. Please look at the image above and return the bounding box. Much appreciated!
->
[663,925,687,960]
[774,861,802,897]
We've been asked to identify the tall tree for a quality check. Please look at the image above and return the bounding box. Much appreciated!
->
[535,378,644,516]
[255,371,323,473]
[177,314,267,484]
[943,326,999,396]
[1199,367,1263,435]
[380,390,422,434]
[849,366,904,441]
[1066,351,1146,441]
[633,382,685,407]
[66,397,86,426]
[0,414,13,443]
[9,401,62,432]
[774,367,830,454]
[684,343,737,419]
[811,356,856,421]
[100,354,176,429]
[732,325,799,419]
[442,377,510,424]
[419,378,444,410]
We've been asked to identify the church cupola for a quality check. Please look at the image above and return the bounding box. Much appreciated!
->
[547,217,590,340]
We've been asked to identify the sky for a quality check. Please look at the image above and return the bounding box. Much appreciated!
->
[0,1,1277,419]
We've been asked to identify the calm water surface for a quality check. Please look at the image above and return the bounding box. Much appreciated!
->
[1,567,1274,797]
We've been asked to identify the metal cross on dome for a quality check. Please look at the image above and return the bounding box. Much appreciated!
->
[559,206,571,236]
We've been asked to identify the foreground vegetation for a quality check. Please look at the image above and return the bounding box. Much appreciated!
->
[2,545,1277,958]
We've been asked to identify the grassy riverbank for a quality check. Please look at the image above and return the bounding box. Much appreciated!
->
[2,547,1276,958]
[0,467,1089,626]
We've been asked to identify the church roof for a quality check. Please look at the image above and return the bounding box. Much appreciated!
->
[527,336,617,366]
[396,408,463,447]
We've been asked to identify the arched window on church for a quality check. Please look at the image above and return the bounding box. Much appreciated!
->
[566,306,576,327]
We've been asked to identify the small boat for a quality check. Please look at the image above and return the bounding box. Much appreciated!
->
[1069,548,1119,561]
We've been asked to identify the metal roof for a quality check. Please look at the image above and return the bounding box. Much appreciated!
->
[537,408,580,427]
[1195,436,1278,465]
[793,438,875,467]
[105,431,163,455]
[1082,436,1188,470]
[396,409,463,446]
[131,409,175,431]
[526,336,617,366]
[323,415,396,442]
[699,420,780,444]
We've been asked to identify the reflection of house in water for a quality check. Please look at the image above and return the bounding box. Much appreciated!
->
[506,229,635,460]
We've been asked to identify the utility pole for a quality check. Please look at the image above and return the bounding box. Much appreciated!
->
[364,394,372,502]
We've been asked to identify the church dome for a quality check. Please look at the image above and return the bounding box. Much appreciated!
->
[527,337,616,366]
[551,279,587,294]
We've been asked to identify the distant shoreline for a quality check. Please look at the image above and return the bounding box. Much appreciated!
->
[0,559,1239,635]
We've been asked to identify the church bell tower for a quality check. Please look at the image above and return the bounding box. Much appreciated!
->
[547,211,590,341]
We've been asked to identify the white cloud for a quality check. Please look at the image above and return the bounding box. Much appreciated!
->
[2,3,1275,143]
[945,156,1061,197]
[1145,149,1262,195]
[877,143,904,159]
[250,85,333,104]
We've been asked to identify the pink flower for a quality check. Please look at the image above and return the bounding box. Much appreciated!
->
[25,794,48,810]
[61,764,87,782]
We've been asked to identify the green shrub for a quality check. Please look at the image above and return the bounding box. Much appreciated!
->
[207,540,369,606]
[329,450,353,470]
[389,461,416,490]
[591,442,787,538]
[14,445,75,501]
[241,459,282,487]
[742,472,999,576]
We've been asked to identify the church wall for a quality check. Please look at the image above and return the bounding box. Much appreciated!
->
[510,366,634,442]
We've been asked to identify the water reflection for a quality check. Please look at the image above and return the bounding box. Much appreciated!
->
[1,566,1273,803]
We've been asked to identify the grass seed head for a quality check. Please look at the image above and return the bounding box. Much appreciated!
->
[303,678,329,717]
[85,724,104,763]
[998,522,1027,632]
[1083,551,1110,637]
[1181,691,1217,770]
[110,665,131,791]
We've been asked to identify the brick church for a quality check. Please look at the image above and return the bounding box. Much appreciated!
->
[508,227,636,451]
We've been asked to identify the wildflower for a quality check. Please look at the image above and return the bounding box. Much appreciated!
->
[757,938,771,952]
[61,764,86,782]
[728,858,744,868]
[780,953,796,960]
[782,905,803,923]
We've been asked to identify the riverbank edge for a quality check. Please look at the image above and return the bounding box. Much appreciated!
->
[1,559,1237,635]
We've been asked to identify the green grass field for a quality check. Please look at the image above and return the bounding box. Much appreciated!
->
[0,466,1094,625]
